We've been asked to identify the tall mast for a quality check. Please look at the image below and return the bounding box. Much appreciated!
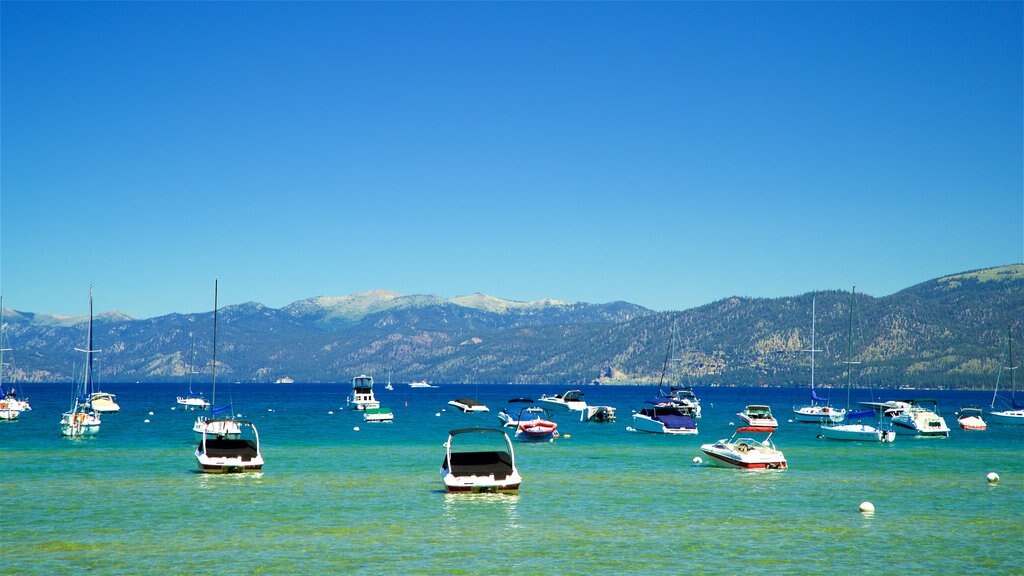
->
[86,287,94,395]
[211,279,218,408]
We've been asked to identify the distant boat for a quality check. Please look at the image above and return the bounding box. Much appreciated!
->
[989,326,1024,426]
[348,375,380,411]
[537,389,586,412]
[409,380,433,388]
[448,397,489,413]
[87,391,120,414]
[792,296,845,424]
[737,404,778,428]
[0,298,26,420]
[363,406,394,423]
[59,288,101,437]
[177,334,210,410]
[194,280,263,473]
[957,406,987,431]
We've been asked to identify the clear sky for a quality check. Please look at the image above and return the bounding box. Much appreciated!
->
[2,1,1021,319]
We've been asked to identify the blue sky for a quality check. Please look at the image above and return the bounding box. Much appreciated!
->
[2,1,1021,319]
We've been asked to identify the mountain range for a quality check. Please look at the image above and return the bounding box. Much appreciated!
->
[2,265,1022,389]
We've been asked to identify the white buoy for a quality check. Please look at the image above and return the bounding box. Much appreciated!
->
[171,407,176,411]
[144,419,150,423]
[787,419,794,423]
[728,421,735,426]
[435,412,441,417]
[563,434,571,439]
[987,472,1000,484]
[693,456,703,464]
[353,426,360,432]
[859,501,875,513]
[148,411,154,415]
[328,410,334,415]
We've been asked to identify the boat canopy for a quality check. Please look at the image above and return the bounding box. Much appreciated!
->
[506,398,534,404]
[811,390,826,403]
[211,404,233,416]
[846,410,875,419]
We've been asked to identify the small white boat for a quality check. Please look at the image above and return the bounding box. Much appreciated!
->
[363,406,394,423]
[580,405,617,422]
[87,391,120,414]
[195,419,264,473]
[631,399,698,435]
[448,397,489,413]
[440,428,521,493]
[700,426,787,470]
[738,404,778,428]
[0,300,29,419]
[957,407,987,431]
[821,410,895,442]
[348,374,380,411]
[887,399,949,437]
[177,394,211,411]
[537,389,587,412]
[409,379,434,388]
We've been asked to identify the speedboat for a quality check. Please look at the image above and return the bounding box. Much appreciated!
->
[363,407,394,423]
[409,380,434,388]
[348,374,380,411]
[887,399,949,437]
[448,397,489,413]
[87,391,120,413]
[537,389,587,412]
[177,394,210,411]
[513,406,558,441]
[700,426,787,470]
[957,406,987,431]
[738,405,778,428]
[630,399,698,435]
[820,410,895,442]
[195,419,264,473]
[440,428,521,493]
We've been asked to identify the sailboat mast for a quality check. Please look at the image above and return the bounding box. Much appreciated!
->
[846,288,855,410]
[1010,325,1016,403]
[211,279,218,408]
[810,296,816,392]
[659,320,676,391]
[86,287,94,396]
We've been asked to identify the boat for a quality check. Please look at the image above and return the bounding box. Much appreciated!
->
[497,398,535,428]
[59,288,102,437]
[737,404,778,428]
[194,280,263,473]
[87,391,120,414]
[363,406,394,423]
[580,405,617,422]
[409,380,434,388]
[700,426,787,470]
[989,326,1024,426]
[0,299,25,420]
[440,428,522,493]
[887,399,950,437]
[820,287,894,442]
[957,407,987,431]
[655,321,702,418]
[193,281,240,440]
[536,389,587,412]
[347,374,380,411]
[448,397,489,413]
[513,406,559,441]
[195,419,264,473]
[792,296,845,424]
[630,399,698,435]
[176,334,210,410]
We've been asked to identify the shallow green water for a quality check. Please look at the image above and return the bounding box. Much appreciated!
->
[2,383,1022,574]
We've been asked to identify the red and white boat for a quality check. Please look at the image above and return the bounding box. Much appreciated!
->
[515,407,559,441]
[441,428,521,493]
[700,426,787,470]
[957,407,987,431]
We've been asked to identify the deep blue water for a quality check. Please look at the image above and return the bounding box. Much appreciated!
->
[2,382,1022,574]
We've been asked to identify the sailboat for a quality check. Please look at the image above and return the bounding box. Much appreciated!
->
[821,287,895,442]
[193,281,240,439]
[194,280,263,473]
[989,326,1024,426]
[0,297,26,420]
[176,333,210,410]
[59,288,102,437]
[655,320,702,418]
[793,296,845,424]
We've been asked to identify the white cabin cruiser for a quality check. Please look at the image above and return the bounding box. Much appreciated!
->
[631,399,698,435]
[738,404,778,428]
[348,374,380,411]
[886,399,949,437]
[87,391,120,414]
[537,389,587,412]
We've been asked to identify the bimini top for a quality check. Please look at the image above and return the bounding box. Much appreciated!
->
[449,427,509,437]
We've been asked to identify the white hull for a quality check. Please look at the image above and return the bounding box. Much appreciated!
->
[60,412,101,437]
[821,423,895,442]
[536,398,586,412]
[738,414,779,428]
[0,408,20,420]
[890,411,949,437]
[957,415,987,430]
[193,417,241,439]
[987,410,1024,426]
[792,405,845,424]
[631,413,698,435]
[176,396,210,410]
[88,393,120,413]
[700,444,786,469]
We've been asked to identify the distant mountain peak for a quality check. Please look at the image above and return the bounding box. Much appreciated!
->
[450,293,572,313]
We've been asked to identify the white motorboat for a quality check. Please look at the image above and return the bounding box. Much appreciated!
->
[700,426,787,470]
[176,335,210,411]
[60,288,102,437]
[536,389,587,412]
[195,419,264,473]
[957,407,987,431]
[87,391,120,414]
[738,404,778,428]
[580,405,617,422]
[194,413,241,439]
[363,407,394,423]
[989,326,1024,426]
[440,428,521,493]
[792,296,845,424]
[885,399,949,437]
[630,399,698,435]
[409,380,434,388]
[821,409,895,442]
[448,397,489,413]
[348,374,380,411]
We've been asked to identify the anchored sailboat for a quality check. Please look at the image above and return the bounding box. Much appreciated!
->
[60,288,102,437]
[793,296,845,424]
[989,326,1024,426]
[193,281,240,439]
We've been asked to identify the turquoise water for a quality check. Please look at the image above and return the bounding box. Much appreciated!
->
[3,383,1022,575]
